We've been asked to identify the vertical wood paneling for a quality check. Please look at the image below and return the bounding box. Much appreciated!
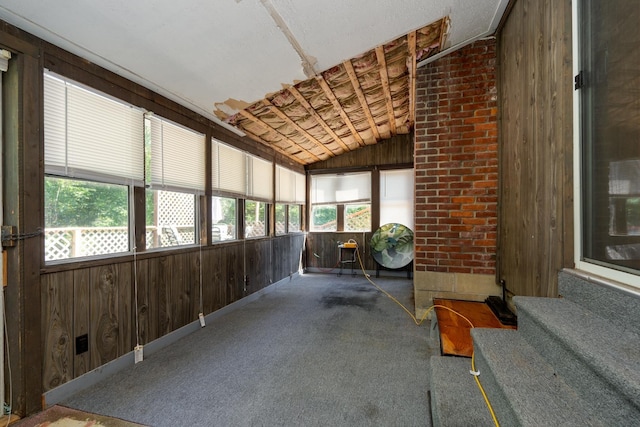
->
[89,265,120,369]
[497,0,573,297]
[132,260,151,345]
[306,232,376,272]
[118,262,133,354]
[202,248,215,314]
[73,268,90,376]
[153,256,173,335]
[41,272,73,391]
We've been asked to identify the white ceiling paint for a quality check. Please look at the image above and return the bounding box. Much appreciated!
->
[0,0,508,125]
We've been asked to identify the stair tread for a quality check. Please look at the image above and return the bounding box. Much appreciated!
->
[472,328,607,426]
[515,296,640,406]
[429,355,494,427]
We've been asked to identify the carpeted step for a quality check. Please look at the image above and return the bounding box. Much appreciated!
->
[471,328,607,426]
[428,355,493,427]
[558,271,640,331]
[514,296,640,423]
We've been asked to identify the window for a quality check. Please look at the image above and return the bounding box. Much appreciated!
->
[345,204,371,232]
[45,177,129,260]
[275,204,287,235]
[311,205,337,231]
[275,165,305,234]
[145,115,204,248]
[310,172,371,231]
[245,200,267,238]
[380,169,414,231]
[212,196,237,241]
[43,72,144,261]
[146,190,196,248]
[578,0,640,277]
[288,205,301,232]
[211,139,274,240]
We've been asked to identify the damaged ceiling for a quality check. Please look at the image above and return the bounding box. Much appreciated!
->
[0,0,509,165]
[219,19,448,164]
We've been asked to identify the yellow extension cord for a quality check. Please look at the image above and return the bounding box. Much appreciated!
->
[354,248,501,427]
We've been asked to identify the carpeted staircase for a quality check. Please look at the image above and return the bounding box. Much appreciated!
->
[429,270,640,426]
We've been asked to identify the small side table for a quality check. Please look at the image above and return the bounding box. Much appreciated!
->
[337,244,357,277]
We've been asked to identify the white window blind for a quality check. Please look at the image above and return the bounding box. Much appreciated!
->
[248,154,273,200]
[311,172,371,204]
[380,169,414,230]
[43,72,144,185]
[295,171,306,204]
[276,165,294,202]
[212,139,246,194]
[276,165,306,204]
[148,115,205,192]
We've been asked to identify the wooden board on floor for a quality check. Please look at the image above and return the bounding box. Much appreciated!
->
[434,298,517,358]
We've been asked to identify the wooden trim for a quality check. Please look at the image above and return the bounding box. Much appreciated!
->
[407,31,417,126]
[315,75,365,147]
[133,187,146,252]
[371,168,381,232]
[343,59,381,141]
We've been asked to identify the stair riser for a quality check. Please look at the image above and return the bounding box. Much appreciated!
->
[518,308,640,424]
[559,271,640,330]
[473,349,519,426]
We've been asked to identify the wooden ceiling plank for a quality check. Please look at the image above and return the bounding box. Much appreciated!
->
[407,31,417,126]
[263,99,335,158]
[238,109,321,163]
[343,59,381,141]
[375,45,397,135]
[287,85,351,152]
[315,75,366,147]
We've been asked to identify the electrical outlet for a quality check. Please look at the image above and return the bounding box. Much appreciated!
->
[198,312,205,327]
[134,344,143,364]
[75,334,88,355]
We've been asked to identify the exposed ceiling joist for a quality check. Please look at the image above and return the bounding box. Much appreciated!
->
[343,59,381,142]
[375,45,397,135]
[315,75,366,148]
[238,108,321,163]
[263,99,335,158]
[287,85,351,152]
[224,19,449,165]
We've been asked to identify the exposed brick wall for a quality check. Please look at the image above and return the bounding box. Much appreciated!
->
[414,39,498,276]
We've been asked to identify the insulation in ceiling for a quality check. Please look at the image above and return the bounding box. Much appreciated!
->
[217,18,449,165]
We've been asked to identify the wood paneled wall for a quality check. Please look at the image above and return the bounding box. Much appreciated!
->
[41,234,304,392]
[0,19,307,414]
[497,0,574,297]
[306,133,413,171]
[305,232,378,272]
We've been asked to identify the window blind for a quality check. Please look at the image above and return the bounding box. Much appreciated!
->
[148,115,205,192]
[276,166,306,204]
[43,72,144,185]
[212,139,246,195]
[380,169,414,230]
[248,154,273,200]
[295,171,306,204]
[311,172,371,204]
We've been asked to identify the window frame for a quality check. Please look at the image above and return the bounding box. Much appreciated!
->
[573,0,640,286]
[309,171,372,232]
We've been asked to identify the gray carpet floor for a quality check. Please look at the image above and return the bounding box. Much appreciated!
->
[64,273,438,426]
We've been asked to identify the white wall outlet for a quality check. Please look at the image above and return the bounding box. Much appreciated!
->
[134,344,143,364]
[199,312,206,327]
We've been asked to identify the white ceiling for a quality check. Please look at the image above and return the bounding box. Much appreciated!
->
[0,0,508,130]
